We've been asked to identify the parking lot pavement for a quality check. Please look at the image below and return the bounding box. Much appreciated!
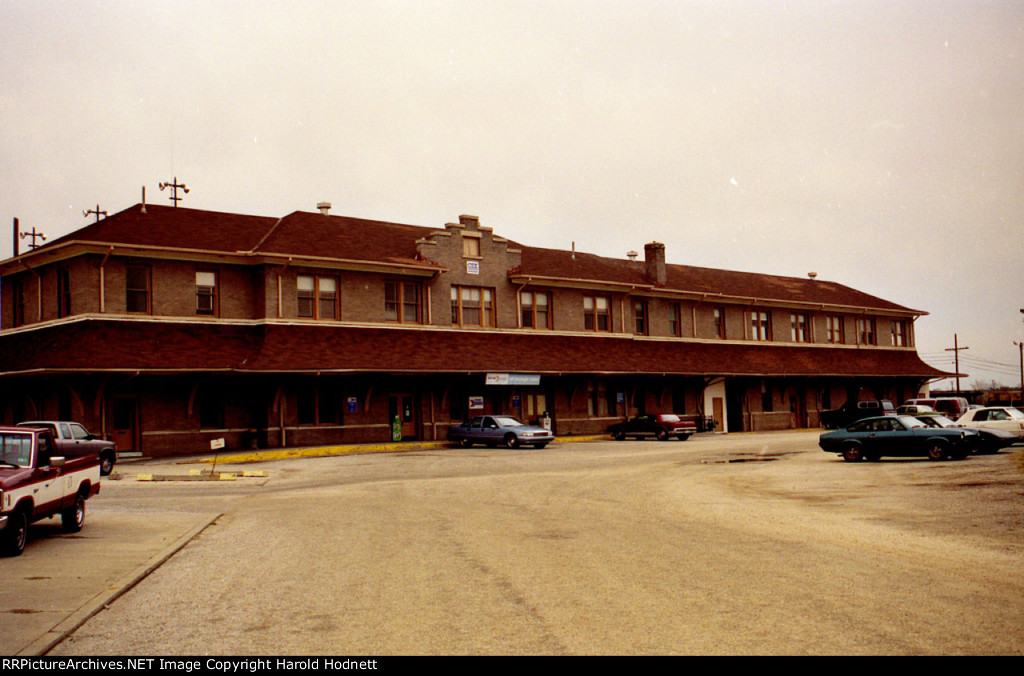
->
[0,509,220,656]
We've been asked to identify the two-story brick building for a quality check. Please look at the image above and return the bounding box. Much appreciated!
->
[0,202,946,457]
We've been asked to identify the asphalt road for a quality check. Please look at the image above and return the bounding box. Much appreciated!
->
[13,432,1024,656]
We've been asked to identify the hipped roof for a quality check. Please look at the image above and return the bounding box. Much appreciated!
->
[8,204,922,315]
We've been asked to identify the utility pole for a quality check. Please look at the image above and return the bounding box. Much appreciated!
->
[159,177,189,206]
[945,334,969,395]
[1015,340,1023,408]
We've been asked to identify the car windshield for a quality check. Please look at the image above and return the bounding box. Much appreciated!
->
[918,415,955,427]
[895,416,926,429]
[1006,408,1024,419]
[658,414,681,422]
[0,432,33,467]
[492,417,526,427]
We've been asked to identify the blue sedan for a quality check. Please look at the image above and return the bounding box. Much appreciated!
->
[819,415,973,462]
[447,416,554,449]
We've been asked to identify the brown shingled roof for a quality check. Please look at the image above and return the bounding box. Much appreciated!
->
[21,203,919,313]
[0,320,948,379]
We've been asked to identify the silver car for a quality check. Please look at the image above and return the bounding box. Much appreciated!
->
[447,416,554,449]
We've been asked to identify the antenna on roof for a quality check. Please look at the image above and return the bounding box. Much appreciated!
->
[19,225,46,250]
[141,186,147,213]
[83,204,108,223]
[159,177,189,207]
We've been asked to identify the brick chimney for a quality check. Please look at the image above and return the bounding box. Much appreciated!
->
[644,242,666,285]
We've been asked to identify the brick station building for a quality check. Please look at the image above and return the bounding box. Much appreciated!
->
[0,202,946,457]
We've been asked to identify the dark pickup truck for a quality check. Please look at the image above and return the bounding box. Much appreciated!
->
[1,426,102,556]
[820,400,897,430]
[17,421,117,476]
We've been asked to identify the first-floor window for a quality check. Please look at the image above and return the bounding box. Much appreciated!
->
[385,281,421,323]
[196,271,218,316]
[198,388,225,429]
[451,286,495,327]
[750,310,771,341]
[298,387,340,426]
[520,291,551,329]
[587,380,617,417]
[584,296,611,332]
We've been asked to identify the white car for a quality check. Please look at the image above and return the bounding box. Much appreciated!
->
[955,407,1024,437]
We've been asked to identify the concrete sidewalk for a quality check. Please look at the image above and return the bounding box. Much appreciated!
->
[0,509,220,656]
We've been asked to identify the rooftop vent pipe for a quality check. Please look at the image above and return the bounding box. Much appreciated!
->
[317,202,331,215]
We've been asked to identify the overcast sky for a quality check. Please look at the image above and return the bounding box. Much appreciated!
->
[2,0,1022,388]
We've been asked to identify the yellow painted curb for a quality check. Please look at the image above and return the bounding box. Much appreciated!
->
[196,435,608,466]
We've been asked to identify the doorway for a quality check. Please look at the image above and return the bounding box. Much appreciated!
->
[112,396,139,452]
[388,394,417,441]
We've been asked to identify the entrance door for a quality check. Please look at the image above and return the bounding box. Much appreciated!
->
[112,396,138,452]
[388,394,417,441]
[712,397,724,433]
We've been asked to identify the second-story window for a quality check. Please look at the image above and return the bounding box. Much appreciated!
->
[12,280,26,327]
[520,291,551,329]
[826,316,844,344]
[634,300,649,335]
[451,286,495,327]
[713,307,726,339]
[385,281,421,324]
[462,236,481,258]
[749,310,772,341]
[892,320,908,347]
[125,265,151,314]
[298,275,338,320]
[857,318,877,345]
[196,271,218,316]
[669,303,682,337]
[790,313,810,342]
[57,267,71,318]
[584,296,611,332]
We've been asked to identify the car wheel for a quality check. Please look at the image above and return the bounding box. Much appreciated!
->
[2,508,28,557]
[926,442,949,461]
[458,438,472,448]
[656,429,669,441]
[841,444,864,462]
[951,449,967,461]
[504,434,520,449]
[676,434,691,441]
[61,493,86,533]
[100,454,114,476]
[613,431,626,441]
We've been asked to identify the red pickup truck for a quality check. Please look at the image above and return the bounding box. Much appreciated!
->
[17,420,117,476]
[0,426,102,556]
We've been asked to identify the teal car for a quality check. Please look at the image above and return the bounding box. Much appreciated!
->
[819,415,973,462]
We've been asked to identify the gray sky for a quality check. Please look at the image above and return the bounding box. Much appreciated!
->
[3,0,1023,388]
